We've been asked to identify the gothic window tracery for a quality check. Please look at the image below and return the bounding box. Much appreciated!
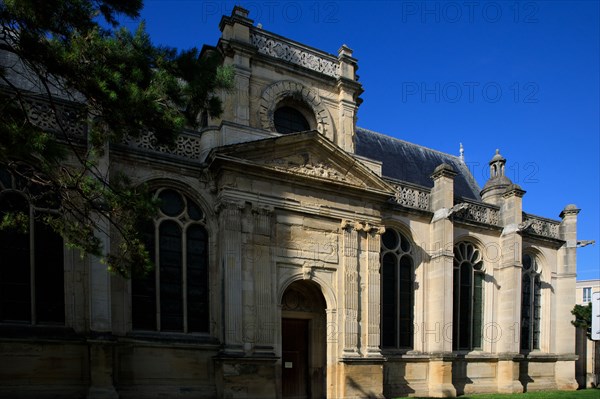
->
[453,241,484,350]
[521,253,541,351]
[381,228,414,349]
[132,188,209,333]
[0,167,64,325]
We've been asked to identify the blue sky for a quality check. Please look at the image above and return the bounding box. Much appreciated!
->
[124,1,599,280]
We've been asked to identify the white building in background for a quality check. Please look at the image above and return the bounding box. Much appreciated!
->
[575,279,600,388]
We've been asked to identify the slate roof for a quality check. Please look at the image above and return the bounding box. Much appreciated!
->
[354,127,481,200]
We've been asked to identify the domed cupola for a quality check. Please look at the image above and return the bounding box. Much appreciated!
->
[480,149,512,205]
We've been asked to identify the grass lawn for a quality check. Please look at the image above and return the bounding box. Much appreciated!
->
[409,389,600,399]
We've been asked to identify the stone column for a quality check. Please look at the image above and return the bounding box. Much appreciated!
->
[365,225,385,357]
[554,204,580,389]
[341,220,360,357]
[427,164,457,397]
[218,199,246,353]
[497,184,526,393]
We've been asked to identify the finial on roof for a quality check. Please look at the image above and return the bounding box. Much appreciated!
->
[257,23,263,29]
[490,149,505,163]
[459,143,464,162]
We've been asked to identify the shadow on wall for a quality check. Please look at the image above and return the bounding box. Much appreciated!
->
[519,360,534,392]
[347,377,381,399]
[452,360,474,396]
[383,363,416,398]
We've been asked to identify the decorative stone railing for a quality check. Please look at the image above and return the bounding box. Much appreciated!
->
[250,31,341,78]
[24,97,87,139]
[389,182,431,211]
[453,200,500,226]
[122,131,203,161]
[522,213,561,239]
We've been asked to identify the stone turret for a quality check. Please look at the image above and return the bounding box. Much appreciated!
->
[481,149,512,206]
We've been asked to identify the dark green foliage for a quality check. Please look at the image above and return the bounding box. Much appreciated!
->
[0,0,233,276]
[571,303,593,340]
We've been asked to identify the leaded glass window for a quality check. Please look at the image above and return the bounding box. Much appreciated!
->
[274,106,310,134]
[381,228,414,349]
[0,168,64,325]
[132,189,209,333]
[521,254,541,351]
[453,242,484,350]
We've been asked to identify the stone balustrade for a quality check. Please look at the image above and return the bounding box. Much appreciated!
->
[389,182,431,211]
[251,31,341,79]
[522,213,561,239]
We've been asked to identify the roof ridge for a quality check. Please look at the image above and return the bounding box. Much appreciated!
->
[356,126,463,162]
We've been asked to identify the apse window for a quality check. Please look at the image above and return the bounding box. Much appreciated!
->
[453,241,484,351]
[521,253,541,351]
[380,228,415,349]
[0,167,64,325]
[274,106,310,134]
[132,188,209,333]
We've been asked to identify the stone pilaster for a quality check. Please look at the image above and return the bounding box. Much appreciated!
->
[87,142,117,398]
[252,205,275,354]
[365,225,385,357]
[341,220,360,357]
[218,199,246,353]
[427,164,456,397]
[232,65,251,126]
[497,184,526,393]
[554,205,580,390]
[88,141,112,333]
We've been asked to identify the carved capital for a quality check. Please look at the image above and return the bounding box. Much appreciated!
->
[215,199,246,213]
[200,169,217,193]
[251,204,274,216]
[340,219,353,231]
[353,221,365,231]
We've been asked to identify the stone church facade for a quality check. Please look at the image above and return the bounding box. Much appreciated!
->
[0,7,582,399]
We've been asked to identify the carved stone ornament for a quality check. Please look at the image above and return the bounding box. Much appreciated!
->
[262,152,365,187]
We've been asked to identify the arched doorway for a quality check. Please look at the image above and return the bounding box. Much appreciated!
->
[281,280,326,399]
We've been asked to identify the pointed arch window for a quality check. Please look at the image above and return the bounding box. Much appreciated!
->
[453,242,484,350]
[521,254,541,351]
[0,168,64,325]
[132,189,209,333]
[381,228,414,349]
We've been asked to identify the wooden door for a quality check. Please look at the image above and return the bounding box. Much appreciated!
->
[282,318,309,398]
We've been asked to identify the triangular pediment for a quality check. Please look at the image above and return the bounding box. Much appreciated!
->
[208,131,393,194]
